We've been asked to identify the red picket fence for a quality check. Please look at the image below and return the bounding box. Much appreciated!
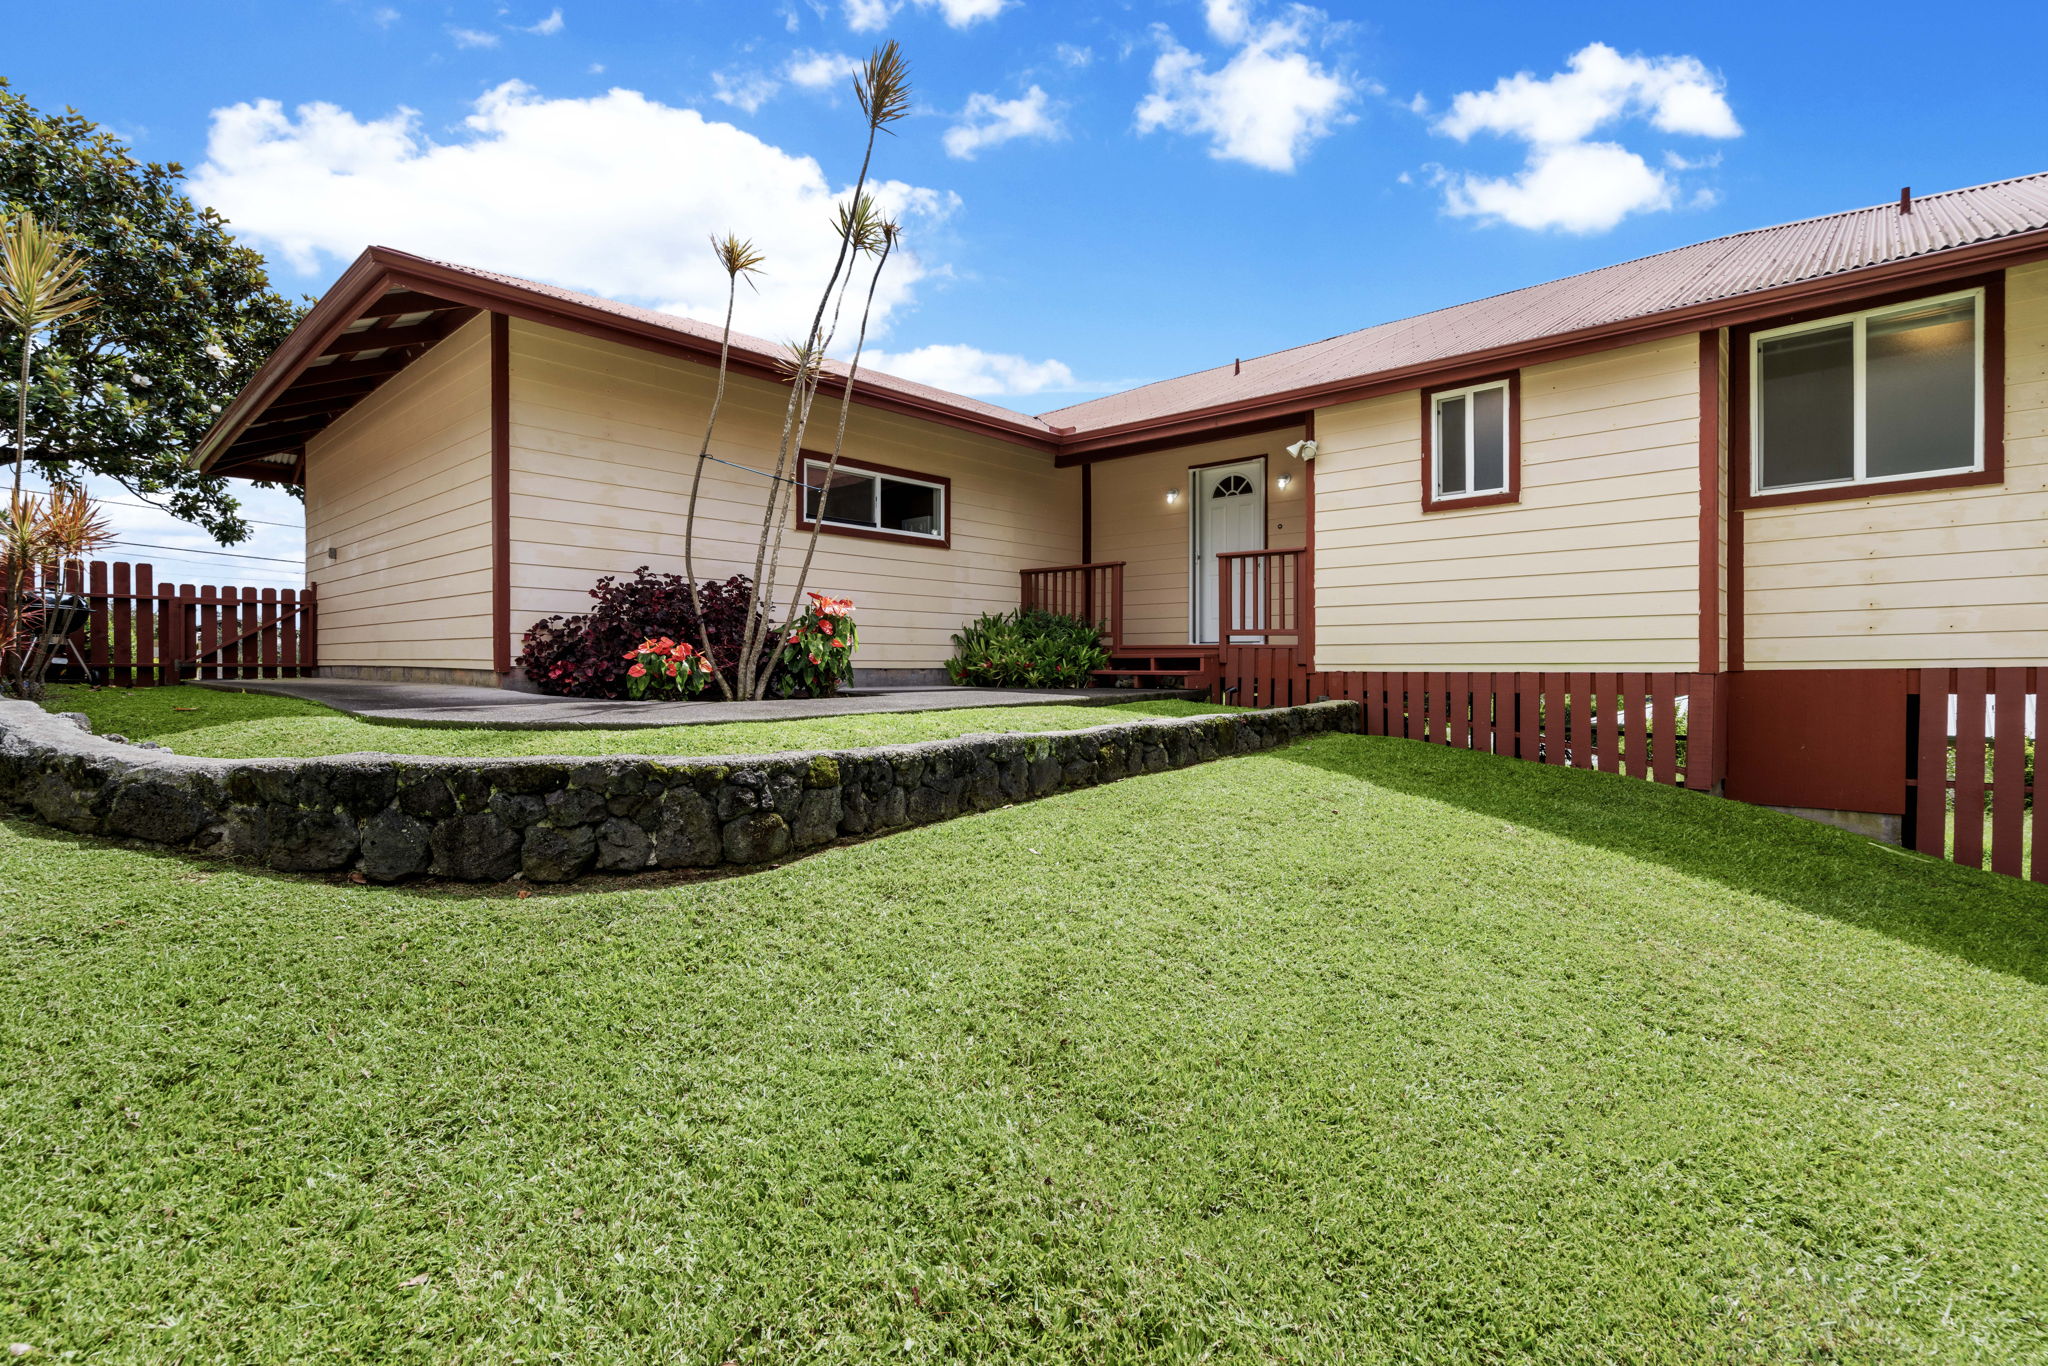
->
[1216,654,1723,791]
[24,559,315,686]
[1907,667,2041,881]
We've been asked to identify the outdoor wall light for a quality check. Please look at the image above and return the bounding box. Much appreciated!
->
[1165,487,1181,506]
[1276,472,1293,491]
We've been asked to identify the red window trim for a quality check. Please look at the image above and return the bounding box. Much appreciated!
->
[1731,273,2005,511]
[1420,371,1521,513]
[793,450,953,550]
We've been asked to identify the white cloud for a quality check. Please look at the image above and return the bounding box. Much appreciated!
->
[1203,0,1251,44]
[1135,2,1356,172]
[785,49,862,91]
[943,86,1062,160]
[1055,43,1093,69]
[711,50,860,113]
[1436,43,1739,145]
[713,69,782,113]
[862,343,1077,397]
[525,7,565,35]
[1429,42,1739,233]
[370,6,400,28]
[448,26,499,48]
[844,0,1010,32]
[1439,142,1674,234]
[189,82,957,341]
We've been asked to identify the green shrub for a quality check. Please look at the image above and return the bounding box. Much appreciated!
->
[946,610,1108,688]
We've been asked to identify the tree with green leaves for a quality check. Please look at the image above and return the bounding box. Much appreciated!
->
[0,78,303,545]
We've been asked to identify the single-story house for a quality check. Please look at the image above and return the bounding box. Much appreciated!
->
[191,171,2048,836]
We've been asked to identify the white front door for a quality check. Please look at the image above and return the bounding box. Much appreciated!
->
[1190,459,1266,643]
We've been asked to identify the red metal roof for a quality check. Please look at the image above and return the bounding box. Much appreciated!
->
[197,172,2048,476]
[1039,172,2048,436]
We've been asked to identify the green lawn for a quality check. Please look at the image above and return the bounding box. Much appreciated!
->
[38,684,1237,759]
[4,735,2048,1361]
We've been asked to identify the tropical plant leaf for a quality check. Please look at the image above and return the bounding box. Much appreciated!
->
[854,41,911,131]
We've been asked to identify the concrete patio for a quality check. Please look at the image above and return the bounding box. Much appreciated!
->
[194,677,1206,730]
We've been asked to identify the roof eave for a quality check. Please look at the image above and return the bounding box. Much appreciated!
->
[1059,223,2048,458]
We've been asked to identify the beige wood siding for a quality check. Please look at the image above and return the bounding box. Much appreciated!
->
[1312,335,1701,671]
[1741,263,2048,669]
[504,319,1076,671]
[303,315,493,671]
[1088,429,1308,644]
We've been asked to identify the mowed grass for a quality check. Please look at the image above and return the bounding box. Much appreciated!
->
[39,684,1236,759]
[5,735,2048,1362]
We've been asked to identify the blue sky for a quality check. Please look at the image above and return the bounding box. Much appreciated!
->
[10,0,2047,579]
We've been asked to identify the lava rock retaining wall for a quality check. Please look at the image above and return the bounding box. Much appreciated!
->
[0,700,1356,883]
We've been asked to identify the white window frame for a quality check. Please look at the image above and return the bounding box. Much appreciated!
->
[1430,379,1512,501]
[1749,286,1985,497]
[801,458,947,542]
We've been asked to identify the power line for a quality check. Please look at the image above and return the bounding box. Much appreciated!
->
[108,540,302,566]
[19,484,303,531]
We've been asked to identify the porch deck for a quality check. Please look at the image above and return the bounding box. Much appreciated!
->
[1020,548,1308,698]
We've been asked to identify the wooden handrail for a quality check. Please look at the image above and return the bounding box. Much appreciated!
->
[1020,560,1124,647]
[1218,547,1307,645]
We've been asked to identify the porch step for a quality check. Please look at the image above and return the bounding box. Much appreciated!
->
[1089,646,1219,694]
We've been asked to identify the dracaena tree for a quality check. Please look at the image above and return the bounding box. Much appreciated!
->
[2,210,108,700]
[0,78,303,544]
[680,42,912,700]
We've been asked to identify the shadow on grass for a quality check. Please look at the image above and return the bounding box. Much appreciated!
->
[1277,735,2048,987]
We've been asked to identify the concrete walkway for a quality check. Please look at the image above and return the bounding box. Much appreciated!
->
[195,677,1203,730]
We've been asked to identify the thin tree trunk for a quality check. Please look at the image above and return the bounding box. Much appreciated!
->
[768,241,894,687]
[736,133,883,697]
[682,280,740,700]
[746,258,863,696]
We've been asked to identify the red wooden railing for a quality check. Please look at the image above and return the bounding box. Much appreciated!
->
[1907,667,2042,881]
[1218,547,1305,646]
[1020,561,1123,646]
[21,559,316,686]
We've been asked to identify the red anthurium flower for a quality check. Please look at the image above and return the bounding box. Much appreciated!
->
[627,663,646,678]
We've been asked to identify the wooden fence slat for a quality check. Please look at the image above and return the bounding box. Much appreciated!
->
[1593,673,1620,773]
[1953,668,1987,870]
[110,561,133,684]
[2023,667,2039,880]
[1423,671,1443,744]
[1651,674,1678,786]
[1542,673,1564,765]
[87,560,110,670]
[1448,672,1470,749]
[1990,667,2025,877]
[134,564,154,685]
[1913,670,1948,856]
[1622,673,1649,780]
[1506,672,1530,761]
[1568,672,1593,769]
